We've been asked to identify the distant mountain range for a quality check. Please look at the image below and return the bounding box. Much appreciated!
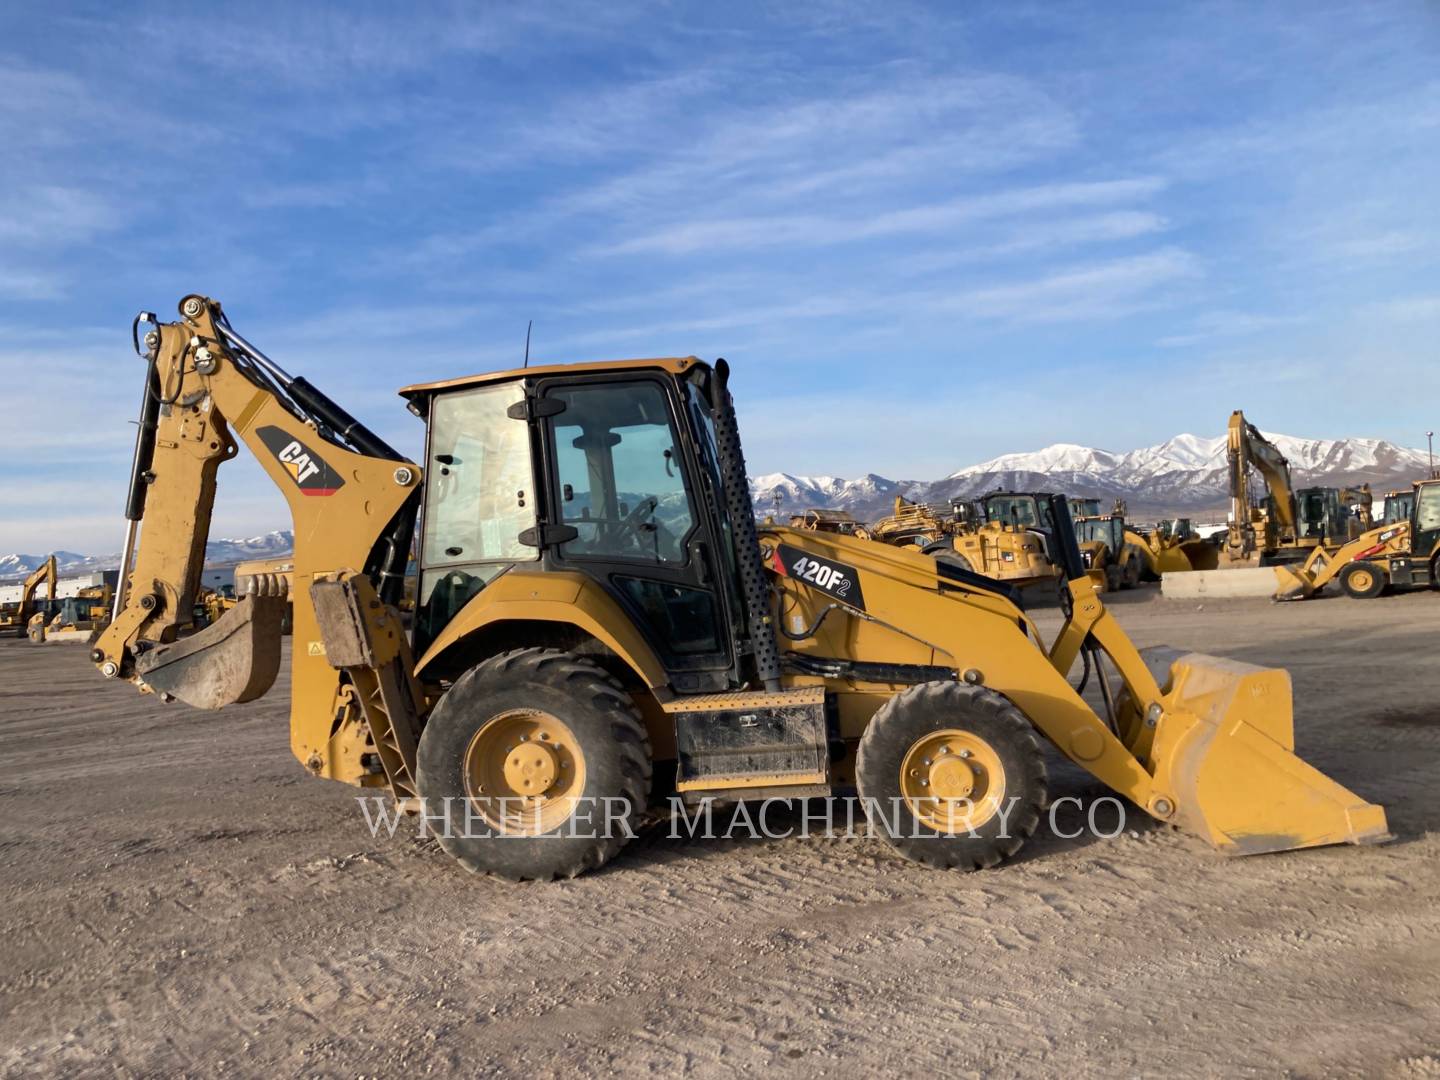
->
[751,431,1431,523]
[5,431,1429,578]
[0,531,295,582]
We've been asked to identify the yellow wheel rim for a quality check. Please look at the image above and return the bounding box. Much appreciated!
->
[463,709,587,835]
[1349,567,1375,593]
[899,729,1006,833]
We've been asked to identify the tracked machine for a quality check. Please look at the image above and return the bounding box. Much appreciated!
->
[93,297,1388,880]
[1,555,57,637]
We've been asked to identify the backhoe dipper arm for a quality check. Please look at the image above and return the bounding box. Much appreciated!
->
[1229,410,1297,535]
[93,296,421,784]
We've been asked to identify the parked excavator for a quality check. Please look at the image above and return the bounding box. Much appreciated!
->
[92,296,1387,880]
[1224,412,1352,566]
[1276,477,1440,600]
[1,555,57,637]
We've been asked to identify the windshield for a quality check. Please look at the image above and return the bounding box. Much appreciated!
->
[550,380,696,563]
[985,495,1050,529]
[1384,493,1414,524]
[1076,518,1122,547]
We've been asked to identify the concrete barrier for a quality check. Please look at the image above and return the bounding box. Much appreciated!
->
[1161,567,1278,599]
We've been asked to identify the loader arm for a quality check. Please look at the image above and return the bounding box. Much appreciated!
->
[763,513,1387,855]
[93,296,422,785]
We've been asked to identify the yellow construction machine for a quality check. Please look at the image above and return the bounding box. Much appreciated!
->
[1,555,57,637]
[1276,477,1440,600]
[787,508,865,537]
[92,297,1388,880]
[1224,412,1353,566]
[872,492,1060,590]
[27,581,112,643]
[1066,499,1148,592]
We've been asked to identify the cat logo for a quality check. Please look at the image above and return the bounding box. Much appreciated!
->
[256,425,345,496]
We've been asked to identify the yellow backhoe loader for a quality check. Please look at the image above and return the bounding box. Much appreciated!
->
[92,297,1387,880]
[1066,500,1148,592]
[1276,478,1440,600]
[1,555,57,637]
[1224,412,1351,565]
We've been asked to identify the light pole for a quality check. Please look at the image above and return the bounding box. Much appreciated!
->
[1429,431,1436,479]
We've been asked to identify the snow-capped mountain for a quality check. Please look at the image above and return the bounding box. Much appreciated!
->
[753,432,1431,522]
[0,531,295,582]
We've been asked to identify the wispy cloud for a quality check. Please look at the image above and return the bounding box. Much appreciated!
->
[1156,310,1308,348]
[595,177,1166,256]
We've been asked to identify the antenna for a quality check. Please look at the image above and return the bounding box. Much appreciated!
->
[523,321,533,369]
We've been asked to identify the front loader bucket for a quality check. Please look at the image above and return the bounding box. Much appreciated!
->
[1177,540,1219,572]
[134,595,285,709]
[1142,648,1389,855]
[1271,563,1313,601]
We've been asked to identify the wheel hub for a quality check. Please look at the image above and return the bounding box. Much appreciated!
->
[504,742,558,794]
[899,729,1007,833]
[463,709,586,834]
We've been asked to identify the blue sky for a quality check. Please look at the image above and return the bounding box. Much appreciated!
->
[2,1,1438,553]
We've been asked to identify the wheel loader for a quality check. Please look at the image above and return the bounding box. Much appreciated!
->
[92,297,1388,880]
[1275,477,1440,600]
[1068,499,1218,581]
[871,493,1060,590]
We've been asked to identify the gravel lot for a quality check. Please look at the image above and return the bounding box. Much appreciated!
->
[2,588,1437,1077]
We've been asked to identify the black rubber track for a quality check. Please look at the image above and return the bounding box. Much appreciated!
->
[416,648,652,881]
[855,682,1047,871]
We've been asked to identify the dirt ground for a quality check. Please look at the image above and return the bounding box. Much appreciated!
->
[2,589,1438,1077]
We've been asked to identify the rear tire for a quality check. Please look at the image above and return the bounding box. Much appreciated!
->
[416,648,652,881]
[924,540,974,574]
[1104,564,1122,593]
[855,682,1047,870]
[1339,560,1386,600]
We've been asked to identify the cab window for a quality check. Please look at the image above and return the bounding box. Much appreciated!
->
[416,381,537,650]
[550,381,696,564]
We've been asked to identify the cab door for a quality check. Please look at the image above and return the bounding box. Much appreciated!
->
[536,375,733,691]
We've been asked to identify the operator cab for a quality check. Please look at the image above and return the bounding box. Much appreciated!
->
[402,358,745,692]
[983,492,1055,531]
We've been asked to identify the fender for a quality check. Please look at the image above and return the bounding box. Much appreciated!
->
[413,568,669,690]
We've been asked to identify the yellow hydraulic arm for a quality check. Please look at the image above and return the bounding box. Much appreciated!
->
[1227,410,1296,560]
[3,554,57,636]
[93,296,422,786]
[765,505,1387,855]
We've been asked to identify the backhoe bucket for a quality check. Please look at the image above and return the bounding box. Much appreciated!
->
[134,595,286,709]
[1142,648,1389,855]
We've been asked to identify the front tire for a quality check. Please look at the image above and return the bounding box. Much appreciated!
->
[1340,560,1387,600]
[416,648,652,881]
[855,683,1047,870]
